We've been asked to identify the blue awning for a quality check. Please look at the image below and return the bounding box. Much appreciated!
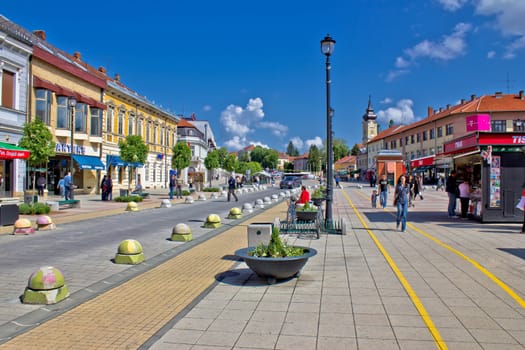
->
[106,155,143,168]
[73,155,105,170]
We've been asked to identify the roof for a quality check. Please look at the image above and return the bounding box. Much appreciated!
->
[368,125,405,143]
[335,155,356,164]
[177,118,197,128]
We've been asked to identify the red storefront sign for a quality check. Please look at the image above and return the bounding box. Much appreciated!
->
[477,133,525,145]
[410,155,435,168]
[0,143,30,160]
[443,133,478,154]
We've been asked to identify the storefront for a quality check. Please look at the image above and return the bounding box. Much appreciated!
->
[444,132,525,223]
[410,155,435,183]
[0,142,30,197]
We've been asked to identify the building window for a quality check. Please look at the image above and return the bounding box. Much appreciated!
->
[514,119,525,132]
[416,133,421,142]
[429,129,435,139]
[405,136,409,145]
[118,110,124,135]
[145,162,149,182]
[491,120,505,132]
[437,146,442,153]
[411,135,415,144]
[128,115,134,135]
[146,121,151,143]
[35,88,51,125]
[75,103,87,132]
[154,124,159,144]
[2,70,15,109]
[437,126,443,138]
[399,138,403,146]
[417,150,421,157]
[445,124,453,136]
[56,95,68,129]
[137,118,143,137]
[90,108,102,136]
[106,106,114,133]
[422,131,427,141]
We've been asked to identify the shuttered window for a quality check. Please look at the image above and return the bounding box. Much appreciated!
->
[1,70,15,109]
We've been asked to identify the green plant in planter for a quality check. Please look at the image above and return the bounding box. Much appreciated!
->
[249,226,305,258]
[297,202,317,212]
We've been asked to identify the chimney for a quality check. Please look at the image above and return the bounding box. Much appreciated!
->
[114,73,120,82]
[439,107,443,112]
[460,98,465,104]
[519,90,524,100]
[73,51,81,60]
[32,30,46,40]
[98,66,106,74]
[446,104,451,109]
[427,106,433,117]
[495,91,503,98]
[470,94,476,101]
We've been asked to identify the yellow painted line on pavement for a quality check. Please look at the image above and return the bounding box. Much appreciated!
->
[351,186,525,309]
[341,189,447,350]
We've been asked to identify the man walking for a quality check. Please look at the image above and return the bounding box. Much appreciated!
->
[228,174,238,202]
[64,172,72,200]
[446,170,459,217]
[378,174,389,209]
[169,174,176,200]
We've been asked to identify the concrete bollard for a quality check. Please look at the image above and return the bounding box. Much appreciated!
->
[210,192,219,199]
[204,214,221,228]
[263,196,272,204]
[271,194,279,202]
[126,201,138,212]
[22,266,69,304]
[197,194,207,201]
[36,215,56,231]
[160,199,172,208]
[171,223,192,242]
[13,218,35,235]
[227,207,242,219]
[255,198,265,209]
[242,202,254,213]
[185,196,194,204]
[114,239,144,264]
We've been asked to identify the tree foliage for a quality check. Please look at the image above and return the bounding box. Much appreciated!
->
[333,138,350,162]
[19,119,55,167]
[283,161,294,172]
[250,146,278,169]
[222,153,237,172]
[286,141,299,156]
[216,147,229,168]
[350,143,361,156]
[171,142,191,173]
[119,135,148,191]
[204,149,220,187]
[307,145,321,172]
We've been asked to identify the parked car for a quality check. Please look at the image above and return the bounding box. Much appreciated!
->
[279,176,302,189]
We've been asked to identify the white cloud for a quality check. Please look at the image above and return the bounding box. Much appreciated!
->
[202,104,212,112]
[251,141,270,149]
[380,97,393,104]
[223,135,246,151]
[259,121,289,137]
[305,136,323,149]
[474,0,525,58]
[220,97,265,138]
[395,56,410,68]
[376,99,418,125]
[437,0,468,11]
[405,22,472,61]
[386,69,409,82]
[290,137,304,150]
[487,50,496,58]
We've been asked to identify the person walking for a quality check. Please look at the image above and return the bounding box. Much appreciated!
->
[169,174,176,200]
[63,172,72,200]
[37,174,46,196]
[176,176,183,199]
[458,178,471,218]
[378,174,389,209]
[228,174,238,202]
[57,176,65,197]
[394,174,410,232]
[100,175,107,201]
[414,175,424,200]
[446,170,459,217]
[105,175,113,200]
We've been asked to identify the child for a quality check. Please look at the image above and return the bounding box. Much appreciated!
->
[371,190,378,208]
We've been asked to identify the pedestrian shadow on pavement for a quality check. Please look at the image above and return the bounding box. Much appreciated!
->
[215,268,293,286]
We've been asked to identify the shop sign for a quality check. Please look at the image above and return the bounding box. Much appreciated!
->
[55,143,86,155]
[410,155,435,168]
[478,133,525,145]
[466,114,491,132]
[444,134,477,153]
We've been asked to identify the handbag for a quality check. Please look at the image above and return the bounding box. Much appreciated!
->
[516,197,525,211]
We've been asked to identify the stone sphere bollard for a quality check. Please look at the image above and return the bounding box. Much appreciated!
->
[13,218,35,235]
[126,201,138,212]
[255,198,265,209]
[114,239,144,264]
[22,266,69,304]
[210,192,219,199]
[204,214,222,228]
[198,194,207,201]
[185,196,194,204]
[227,207,242,219]
[160,199,171,208]
[171,223,192,242]
[263,196,272,204]
[36,215,56,231]
[221,190,227,197]
[271,194,279,202]
[242,202,254,213]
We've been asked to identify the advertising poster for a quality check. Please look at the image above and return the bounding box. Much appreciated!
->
[489,155,501,207]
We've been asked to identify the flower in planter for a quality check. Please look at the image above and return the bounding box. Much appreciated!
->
[249,226,305,258]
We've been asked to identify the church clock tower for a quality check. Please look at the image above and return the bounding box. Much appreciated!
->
[362,96,378,146]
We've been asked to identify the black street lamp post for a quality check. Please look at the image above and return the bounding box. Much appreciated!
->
[321,34,335,223]
[69,97,77,200]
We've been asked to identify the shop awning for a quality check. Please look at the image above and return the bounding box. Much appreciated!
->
[106,155,143,168]
[0,142,30,160]
[410,155,435,168]
[73,155,105,170]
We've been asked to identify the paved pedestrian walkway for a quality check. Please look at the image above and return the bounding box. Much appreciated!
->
[1,183,525,349]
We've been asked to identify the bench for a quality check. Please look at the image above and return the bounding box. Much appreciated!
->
[131,191,150,199]
[57,199,81,209]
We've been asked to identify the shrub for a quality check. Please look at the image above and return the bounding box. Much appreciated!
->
[182,190,191,196]
[19,203,33,215]
[18,203,51,215]
[203,187,220,192]
[114,195,144,202]
[249,226,305,258]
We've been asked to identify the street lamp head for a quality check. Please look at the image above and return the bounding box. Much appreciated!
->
[320,34,336,56]
[69,97,77,107]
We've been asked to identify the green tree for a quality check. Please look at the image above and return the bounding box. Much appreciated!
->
[283,161,294,172]
[222,153,237,173]
[19,119,56,196]
[216,147,228,168]
[286,141,299,156]
[249,146,266,164]
[171,142,192,179]
[307,145,321,173]
[204,149,220,187]
[333,138,350,162]
[262,149,278,169]
[350,144,360,156]
[119,135,148,192]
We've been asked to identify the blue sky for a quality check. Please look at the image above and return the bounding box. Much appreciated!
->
[3,0,525,153]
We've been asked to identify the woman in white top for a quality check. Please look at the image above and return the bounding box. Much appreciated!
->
[458,179,471,218]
